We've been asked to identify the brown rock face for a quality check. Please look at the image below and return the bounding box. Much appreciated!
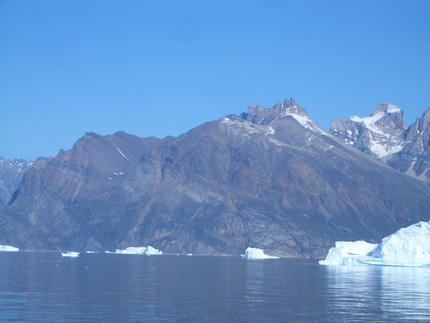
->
[1,101,430,258]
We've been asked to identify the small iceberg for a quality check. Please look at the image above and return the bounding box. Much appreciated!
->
[320,221,430,267]
[61,252,80,257]
[0,245,19,252]
[107,246,162,255]
[241,247,279,259]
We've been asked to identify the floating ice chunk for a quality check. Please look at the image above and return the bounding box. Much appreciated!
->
[0,245,19,252]
[109,246,162,255]
[320,221,430,266]
[241,247,279,259]
[370,221,430,265]
[319,241,377,265]
[61,252,80,257]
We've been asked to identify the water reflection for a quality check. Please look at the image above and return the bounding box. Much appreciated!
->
[3,253,429,322]
[379,266,430,321]
[323,265,430,322]
[244,259,265,303]
[244,259,326,322]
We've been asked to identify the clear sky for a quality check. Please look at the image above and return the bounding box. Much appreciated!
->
[1,0,429,160]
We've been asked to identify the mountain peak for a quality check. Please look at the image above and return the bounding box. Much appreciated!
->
[330,102,406,158]
[242,98,309,125]
[371,102,403,117]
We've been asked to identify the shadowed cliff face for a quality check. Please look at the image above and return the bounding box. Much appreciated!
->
[1,100,430,258]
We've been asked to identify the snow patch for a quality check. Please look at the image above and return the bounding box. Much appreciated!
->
[241,247,279,259]
[0,245,19,252]
[266,127,275,135]
[272,112,327,136]
[320,221,430,266]
[369,140,404,158]
[350,112,386,135]
[386,103,401,113]
[221,117,234,125]
[116,147,130,162]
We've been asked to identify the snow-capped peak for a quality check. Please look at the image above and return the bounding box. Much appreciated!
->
[372,102,402,115]
[330,102,406,158]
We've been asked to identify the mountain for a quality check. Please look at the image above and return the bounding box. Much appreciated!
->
[1,99,430,258]
[0,157,32,209]
[330,103,430,181]
[387,108,430,181]
[329,102,406,159]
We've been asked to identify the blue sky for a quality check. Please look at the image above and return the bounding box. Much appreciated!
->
[1,0,429,160]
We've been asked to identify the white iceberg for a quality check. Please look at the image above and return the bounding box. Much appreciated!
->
[0,245,19,252]
[108,246,162,255]
[241,247,279,259]
[320,221,430,267]
[61,251,80,257]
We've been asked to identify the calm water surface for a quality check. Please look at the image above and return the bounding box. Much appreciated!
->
[1,252,429,322]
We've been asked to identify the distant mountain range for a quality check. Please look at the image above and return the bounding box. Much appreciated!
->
[1,99,429,258]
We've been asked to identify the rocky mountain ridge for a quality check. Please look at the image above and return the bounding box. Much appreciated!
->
[1,99,430,258]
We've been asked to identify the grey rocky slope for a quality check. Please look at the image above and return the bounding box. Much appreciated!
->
[1,100,430,258]
[0,157,32,209]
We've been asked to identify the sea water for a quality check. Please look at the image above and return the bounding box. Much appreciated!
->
[1,252,429,322]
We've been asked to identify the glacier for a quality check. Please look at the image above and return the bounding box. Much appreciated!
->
[241,247,279,259]
[320,221,430,267]
[0,245,19,252]
[107,246,162,255]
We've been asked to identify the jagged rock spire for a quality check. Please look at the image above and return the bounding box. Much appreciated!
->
[242,98,309,125]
